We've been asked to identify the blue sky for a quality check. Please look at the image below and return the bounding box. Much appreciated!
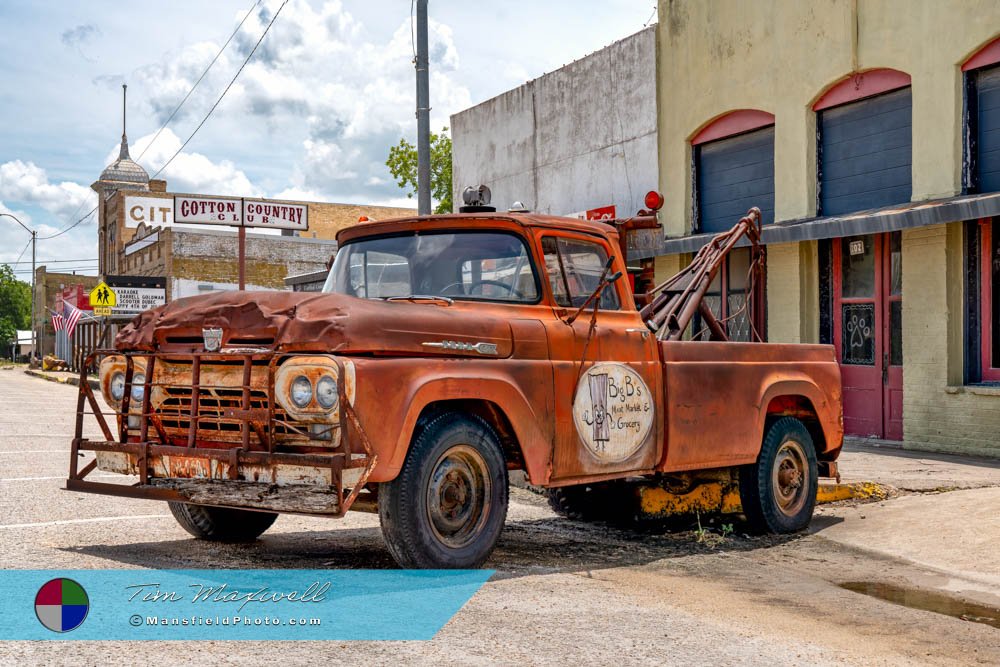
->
[0,0,655,278]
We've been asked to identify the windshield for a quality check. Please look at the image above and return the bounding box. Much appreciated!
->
[323,231,540,303]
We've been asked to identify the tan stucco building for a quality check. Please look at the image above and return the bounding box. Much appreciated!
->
[653,0,1000,457]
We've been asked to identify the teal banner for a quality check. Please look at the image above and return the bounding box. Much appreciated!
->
[0,569,493,640]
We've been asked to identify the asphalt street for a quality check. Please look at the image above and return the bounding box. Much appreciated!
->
[1,368,998,666]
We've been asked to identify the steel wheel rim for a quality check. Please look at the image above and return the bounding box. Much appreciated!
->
[772,439,808,517]
[426,445,491,549]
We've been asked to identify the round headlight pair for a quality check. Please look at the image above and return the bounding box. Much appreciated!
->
[109,371,146,403]
[290,374,339,409]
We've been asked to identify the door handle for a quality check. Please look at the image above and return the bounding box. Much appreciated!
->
[882,352,888,385]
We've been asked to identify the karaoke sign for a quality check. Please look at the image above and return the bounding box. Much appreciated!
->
[572,362,654,462]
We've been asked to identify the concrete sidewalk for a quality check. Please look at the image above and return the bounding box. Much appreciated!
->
[20,368,99,390]
[838,440,1000,492]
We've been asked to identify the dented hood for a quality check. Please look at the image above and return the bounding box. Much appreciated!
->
[115,290,514,357]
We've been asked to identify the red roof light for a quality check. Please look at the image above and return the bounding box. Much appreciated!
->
[644,191,664,211]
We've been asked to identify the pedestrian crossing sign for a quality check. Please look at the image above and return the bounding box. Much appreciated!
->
[89,282,117,308]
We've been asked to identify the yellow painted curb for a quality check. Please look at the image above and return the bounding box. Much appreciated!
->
[816,481,891,504]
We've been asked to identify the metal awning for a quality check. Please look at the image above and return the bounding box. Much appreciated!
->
[638,192,1000,258]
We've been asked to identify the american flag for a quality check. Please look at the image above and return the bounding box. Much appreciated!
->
[51,312,65,332]
[62,300,84,339]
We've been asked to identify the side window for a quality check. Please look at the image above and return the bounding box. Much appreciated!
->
[542,236,620,310]
[349,250,410,298]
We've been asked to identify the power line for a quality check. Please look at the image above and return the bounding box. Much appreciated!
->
[9,237,32,268]
[37,207,97,240]
[4,257,98,265]
[151,0,289,179]
[137,0,263,162]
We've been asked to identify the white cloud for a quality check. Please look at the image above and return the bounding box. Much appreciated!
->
[0,161,95,220]
[132,1,471,204]
[120,129,260,197]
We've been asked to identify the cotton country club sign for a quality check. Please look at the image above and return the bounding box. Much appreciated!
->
[174,197,309,231]
[124,195,309,231]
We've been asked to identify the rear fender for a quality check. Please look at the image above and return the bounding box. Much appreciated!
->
[757,378,843,458]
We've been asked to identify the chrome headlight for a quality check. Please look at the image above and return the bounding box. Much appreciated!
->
[290,375,313,408]
[131,373,146,402]
[109,372,125,402]
[316,375,338,409]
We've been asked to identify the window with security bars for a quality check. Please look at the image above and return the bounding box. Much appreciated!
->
[692,247,763,342]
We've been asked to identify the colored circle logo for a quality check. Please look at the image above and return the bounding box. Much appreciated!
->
[35,578,89,633]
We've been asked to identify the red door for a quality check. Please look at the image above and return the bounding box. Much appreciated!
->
[833,233,903,440]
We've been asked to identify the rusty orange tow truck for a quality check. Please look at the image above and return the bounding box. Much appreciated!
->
[67,187,843,568]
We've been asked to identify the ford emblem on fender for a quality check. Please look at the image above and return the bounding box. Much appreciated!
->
[203,328,223,352]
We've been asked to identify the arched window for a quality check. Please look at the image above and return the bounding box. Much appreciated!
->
[963,36,1000,194]
[690,109,774,341]
[813,69,912,216]
[691,109,775,234]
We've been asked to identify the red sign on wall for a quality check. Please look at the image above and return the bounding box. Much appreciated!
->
[569,205,618,221]
[61,284,93,311]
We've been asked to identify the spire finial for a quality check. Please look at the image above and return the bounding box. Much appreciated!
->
[118,83,131,160]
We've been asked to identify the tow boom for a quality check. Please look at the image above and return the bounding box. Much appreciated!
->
[639,207,764,341]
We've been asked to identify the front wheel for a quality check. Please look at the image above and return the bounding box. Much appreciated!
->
[739,417,818,534]
[379,413,508,568]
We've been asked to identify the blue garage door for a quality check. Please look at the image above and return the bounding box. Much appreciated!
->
[977,65,1000,192]
[819,87,912,216]
[696,126,775,234]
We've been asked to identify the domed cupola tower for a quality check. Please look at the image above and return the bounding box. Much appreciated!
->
[92,84,150,274]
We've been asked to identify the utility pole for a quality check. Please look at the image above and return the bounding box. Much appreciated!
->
[30,228,36,361]
[1,213,36,360]
[415,0,431,215]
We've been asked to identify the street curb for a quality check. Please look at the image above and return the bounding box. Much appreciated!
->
[816,481,893,504]
[24,369,99,390]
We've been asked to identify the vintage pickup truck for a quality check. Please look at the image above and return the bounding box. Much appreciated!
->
[67,196,843,568]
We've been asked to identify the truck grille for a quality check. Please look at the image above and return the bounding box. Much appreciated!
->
[156,386,304,445]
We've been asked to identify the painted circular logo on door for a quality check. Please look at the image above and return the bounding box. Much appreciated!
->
[572,362,654,463]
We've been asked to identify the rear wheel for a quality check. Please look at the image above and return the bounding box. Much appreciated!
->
[379,413,508,568]
[168,502,277,542]
[739,417,818,534]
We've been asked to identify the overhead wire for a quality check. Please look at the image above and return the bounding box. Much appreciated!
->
[8,237,32,268]
[38,207,97,240]
[136,0,263,162]
[151,0,290,179]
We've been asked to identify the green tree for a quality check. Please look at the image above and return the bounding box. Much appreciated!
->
[386,127,453,214]
[0,264,31,358]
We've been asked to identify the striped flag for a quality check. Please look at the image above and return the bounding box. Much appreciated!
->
[62,300,84,339]
[51,312,65,332]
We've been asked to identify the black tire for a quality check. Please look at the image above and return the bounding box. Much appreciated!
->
[168,502,278,542]
[378,413,508,569]
[739,417,818,534]
[546,483,621,522]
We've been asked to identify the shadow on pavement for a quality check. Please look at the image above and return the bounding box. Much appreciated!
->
[60,515,805,576]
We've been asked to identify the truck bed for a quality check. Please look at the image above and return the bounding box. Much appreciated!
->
[658,340,843,473]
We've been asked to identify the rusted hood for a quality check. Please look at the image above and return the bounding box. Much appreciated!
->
[115,290,514,357]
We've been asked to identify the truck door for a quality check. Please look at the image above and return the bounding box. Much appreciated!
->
[539,233,663,483]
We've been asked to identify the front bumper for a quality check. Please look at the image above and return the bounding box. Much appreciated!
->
[67,350,377,516]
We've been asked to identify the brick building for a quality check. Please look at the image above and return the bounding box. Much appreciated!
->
[31,268,100,358]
